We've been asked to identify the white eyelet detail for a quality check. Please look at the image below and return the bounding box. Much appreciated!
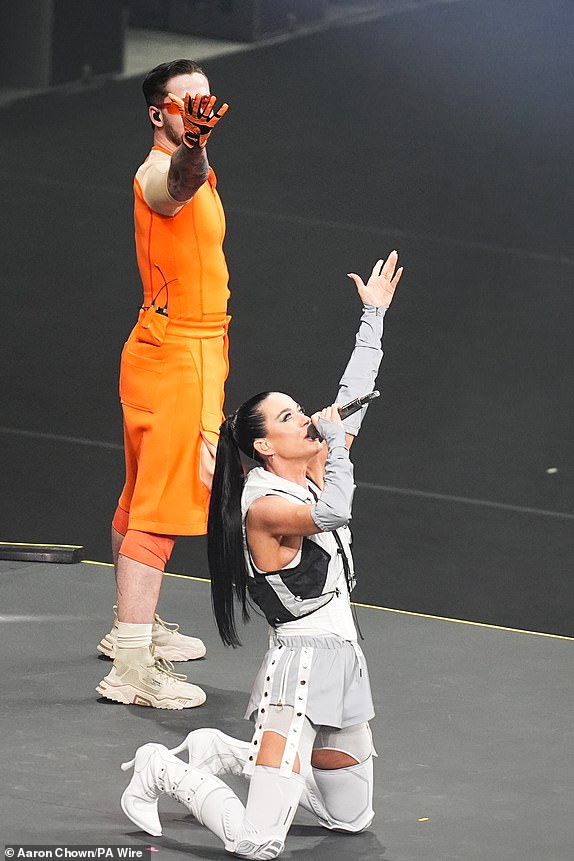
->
[279,647,313,776]
[243,644,282,777]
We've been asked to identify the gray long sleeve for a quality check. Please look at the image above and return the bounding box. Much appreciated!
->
[310,420,355,532]
[336,304,385,436]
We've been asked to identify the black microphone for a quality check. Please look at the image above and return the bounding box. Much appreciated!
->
[306,391,380,440]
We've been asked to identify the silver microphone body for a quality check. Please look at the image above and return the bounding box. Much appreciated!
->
[306,391,380,440]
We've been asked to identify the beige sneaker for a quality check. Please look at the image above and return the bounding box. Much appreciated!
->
[96,646,206,709]
[97,610,206,661]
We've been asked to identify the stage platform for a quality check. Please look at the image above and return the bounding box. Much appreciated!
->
[2,558,573,860]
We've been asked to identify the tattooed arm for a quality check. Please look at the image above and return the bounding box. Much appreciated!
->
[135,146,208,217]
[167,144,209,201]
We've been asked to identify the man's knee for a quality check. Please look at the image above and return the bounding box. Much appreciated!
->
[120,530,175,571]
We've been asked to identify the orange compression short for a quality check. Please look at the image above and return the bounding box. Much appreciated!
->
[120,530,175,572]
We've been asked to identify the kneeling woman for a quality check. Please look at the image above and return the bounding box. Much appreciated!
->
[120,251,403,860]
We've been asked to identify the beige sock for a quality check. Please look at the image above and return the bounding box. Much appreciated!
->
[116,621,153,650]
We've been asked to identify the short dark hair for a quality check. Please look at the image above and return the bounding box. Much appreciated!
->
[142,59,206,107]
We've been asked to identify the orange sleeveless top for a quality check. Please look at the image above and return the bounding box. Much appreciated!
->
[133,146,229,324]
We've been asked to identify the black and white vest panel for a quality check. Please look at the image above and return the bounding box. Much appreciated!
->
[241,467,355,628]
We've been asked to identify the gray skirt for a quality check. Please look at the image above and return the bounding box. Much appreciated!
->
[244,634,374,730]
[242,634,374,776]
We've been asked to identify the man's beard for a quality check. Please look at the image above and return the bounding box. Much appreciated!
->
[165,126,183,148]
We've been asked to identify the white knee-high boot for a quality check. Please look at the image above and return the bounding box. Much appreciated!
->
[167,727,250,775]
[233,765,306,860]
[120,743,243,842]
[121,744,306,860]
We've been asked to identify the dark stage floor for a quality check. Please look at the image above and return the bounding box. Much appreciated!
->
[2,558,573,860]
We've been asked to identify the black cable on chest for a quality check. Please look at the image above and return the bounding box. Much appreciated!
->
[308,483,364,641]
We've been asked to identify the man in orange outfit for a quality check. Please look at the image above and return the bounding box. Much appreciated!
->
[96,60,230,709]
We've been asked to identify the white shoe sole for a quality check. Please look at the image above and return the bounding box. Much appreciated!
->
[96,680,206,709]
[232,838,285,860]
[97,639,206,662]
[96,638,115,659]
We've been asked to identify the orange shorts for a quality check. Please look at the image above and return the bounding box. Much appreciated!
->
[117,316,230,536]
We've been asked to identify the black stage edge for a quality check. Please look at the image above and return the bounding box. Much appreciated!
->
[0,542,83,563]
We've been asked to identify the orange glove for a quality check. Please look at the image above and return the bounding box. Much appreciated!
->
[167,92,229,149]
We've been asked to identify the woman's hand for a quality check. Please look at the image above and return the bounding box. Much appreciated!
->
[347,250,403,309]
[311,404,349,452]
[311,403,343,434]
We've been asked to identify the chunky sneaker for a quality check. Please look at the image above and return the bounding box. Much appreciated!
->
[96,646,206,709]
[97,609,206,662]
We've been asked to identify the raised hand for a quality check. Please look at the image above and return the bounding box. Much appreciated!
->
[347,251,403,309]
[168,92,229,149]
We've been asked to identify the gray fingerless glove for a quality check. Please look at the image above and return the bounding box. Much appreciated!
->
[337,305,385,436]
[310,419,355,532]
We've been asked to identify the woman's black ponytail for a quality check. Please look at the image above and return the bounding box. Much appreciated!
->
[207,393,270,646]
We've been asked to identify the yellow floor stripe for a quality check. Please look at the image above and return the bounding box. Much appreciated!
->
[0,541,82,549]
[81,559,574,643]
[351,601,574,642]
[83,559,209,584]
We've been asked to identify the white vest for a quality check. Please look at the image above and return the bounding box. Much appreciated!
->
[241,467,355,627]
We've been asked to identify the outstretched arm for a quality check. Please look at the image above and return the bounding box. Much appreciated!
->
[137,93,229,216]
[166,92,229,201]
[305,251,403,484]
[166,141,210,202]
[337,251,403,445]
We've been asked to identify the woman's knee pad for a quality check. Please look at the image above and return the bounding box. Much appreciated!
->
[311,756,374,832]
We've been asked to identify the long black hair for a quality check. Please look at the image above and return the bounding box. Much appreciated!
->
[207,392,271,646]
